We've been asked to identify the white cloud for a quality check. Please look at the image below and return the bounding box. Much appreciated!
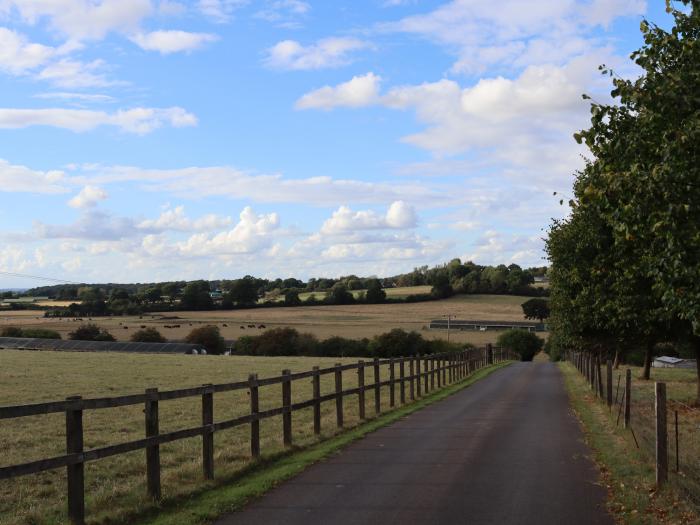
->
[33,92,116,103]
[321,201,417,235]
[0,27,55,74]
[265,37,370,70]
[137,205,232,232]
[36,58,113,88]
[198,0,248,23]
[296,72,381,110]
[464,230,545,266]
[380,0,645,74]
[36,210,138,240]
[0,106,197,133]
[255,0,310,27]
[0,158,67,193]
[68,185,108,208]
[130,30,218,54]
[3,0,154,42]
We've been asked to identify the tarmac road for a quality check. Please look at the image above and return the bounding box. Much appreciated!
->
[216,362,612,525]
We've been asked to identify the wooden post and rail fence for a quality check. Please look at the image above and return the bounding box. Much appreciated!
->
[0,344,517,524]
[566,350,671,488]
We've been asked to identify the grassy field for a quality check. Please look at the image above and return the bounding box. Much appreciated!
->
[1,350,492,524]
[559,362,700,523]
[0,294,536,347]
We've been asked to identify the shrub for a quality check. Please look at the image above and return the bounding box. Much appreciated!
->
[246,327,318,356]
[69,324,116,342]
[130,327,166,343]
[185,325,225,354]
[496,329,543,361]
[369,329,428,358]
[317,336,369,357]
[19,328,61,339]
[1,326,24,337]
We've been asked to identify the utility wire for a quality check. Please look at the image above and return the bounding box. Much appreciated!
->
[0,270,79,285]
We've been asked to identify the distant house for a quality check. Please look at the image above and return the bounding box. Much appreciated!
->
[209,290,224,300]
[429,319,545,332]
[652,356,696,369]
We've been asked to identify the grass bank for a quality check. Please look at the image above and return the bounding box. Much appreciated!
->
[138,361,512,525]
[558,362,698,524]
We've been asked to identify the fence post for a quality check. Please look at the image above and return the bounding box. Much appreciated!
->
[416,357,422,397]
[358,361,366,420]
[312,367,321,435]
[282,370,292,446]
[335,364,343,428]
[487,343,493,365]
[249,374,261,456]
[656,382,668,486]
[409,358,415,401]
[145,388,161,500]
[442,355,447,385]
[430,357,435,390]
[373,358,381,414]
[597,357,604,398]
[202,385,214,480]
[606,360,613,408]
[399,359,406,404]
[423,356,429,393]
[66,396,84,525]
[624,369,631,429]
[389,358,395,407]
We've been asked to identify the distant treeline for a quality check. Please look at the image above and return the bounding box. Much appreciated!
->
[24,259,548,318]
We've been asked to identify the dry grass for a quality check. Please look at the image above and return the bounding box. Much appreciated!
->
[0,294,536,346]
[1,350,465,524]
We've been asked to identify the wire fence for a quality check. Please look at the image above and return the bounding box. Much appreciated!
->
[567,351,700,509]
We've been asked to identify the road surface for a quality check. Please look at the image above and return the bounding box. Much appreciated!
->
[217,362,612,525]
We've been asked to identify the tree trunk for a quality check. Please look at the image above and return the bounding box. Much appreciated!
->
[641,340,654,380]
[693,336,700,407]
[613,348,620,369]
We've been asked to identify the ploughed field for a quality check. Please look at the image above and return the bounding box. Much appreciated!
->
[1,351,414,524]
[0,294,533,347]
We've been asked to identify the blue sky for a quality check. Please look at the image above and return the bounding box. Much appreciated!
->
[0,0,674,287]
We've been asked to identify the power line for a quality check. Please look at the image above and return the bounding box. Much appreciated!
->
[0,270,79,285]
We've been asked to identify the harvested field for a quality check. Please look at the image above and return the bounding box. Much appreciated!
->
[0,294,537,346]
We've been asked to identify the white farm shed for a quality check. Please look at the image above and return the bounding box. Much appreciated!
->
[652,356,696,369]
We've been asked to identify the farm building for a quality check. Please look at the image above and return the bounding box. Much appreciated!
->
[0,337,206,354]
[429,319,545,332]
[652,356,697,369]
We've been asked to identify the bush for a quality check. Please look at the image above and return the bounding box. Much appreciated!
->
[496,329,543,361]
[130,327,166,343]
[69,324,116,342]
[19,328,61,339]
[317,336,369,357]
[245,327,318,356]
[1,326,24,337]
[369,329,428,358]
[185,325,225,354]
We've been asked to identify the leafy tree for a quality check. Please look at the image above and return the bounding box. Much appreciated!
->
[365,279,386,304]
[284,289,302,306]
[369,328,428,358]
[226,277,259,306]
[185,325,225,354]
[144,287,162,303]
[181,281,213,310]
[429,272,454,299]
[130,327,166,343]
[326,283,354,305]
[496,330,543,362]
[521,298,550,323]
[69,324,116,342]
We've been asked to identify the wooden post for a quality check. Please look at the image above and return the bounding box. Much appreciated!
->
[606,360,613,408]
[430,357,435,390]
[442,355,447,385]
[437,356,442,388]
[597,357,604,398]
[416,357,422,397]
[202,385,214,480]
[409,358,415,401]
[249,374,261,456]
[487,343,493,365]
[335,364,343,428]
[389,358,395,407]
[282,369,292,446]
[358,361,366,419]
[423,357,429,393]
[145,388,161,500]
[66,396,84,525]
[312,367,321,435]
[399,359,406,404]
[656,382,668,486]
[624,369,631,429]
[373,358,381,414]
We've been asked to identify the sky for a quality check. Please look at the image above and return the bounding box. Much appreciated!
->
[0,0,674,288]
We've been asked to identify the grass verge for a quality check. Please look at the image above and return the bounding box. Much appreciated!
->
[137,361,512,525]
[558,362,698,524]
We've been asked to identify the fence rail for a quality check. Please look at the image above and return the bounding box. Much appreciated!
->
[1,344,516,524]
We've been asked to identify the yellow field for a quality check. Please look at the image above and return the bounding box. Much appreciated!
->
[0,294,535,346]
[1,350,470,524]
